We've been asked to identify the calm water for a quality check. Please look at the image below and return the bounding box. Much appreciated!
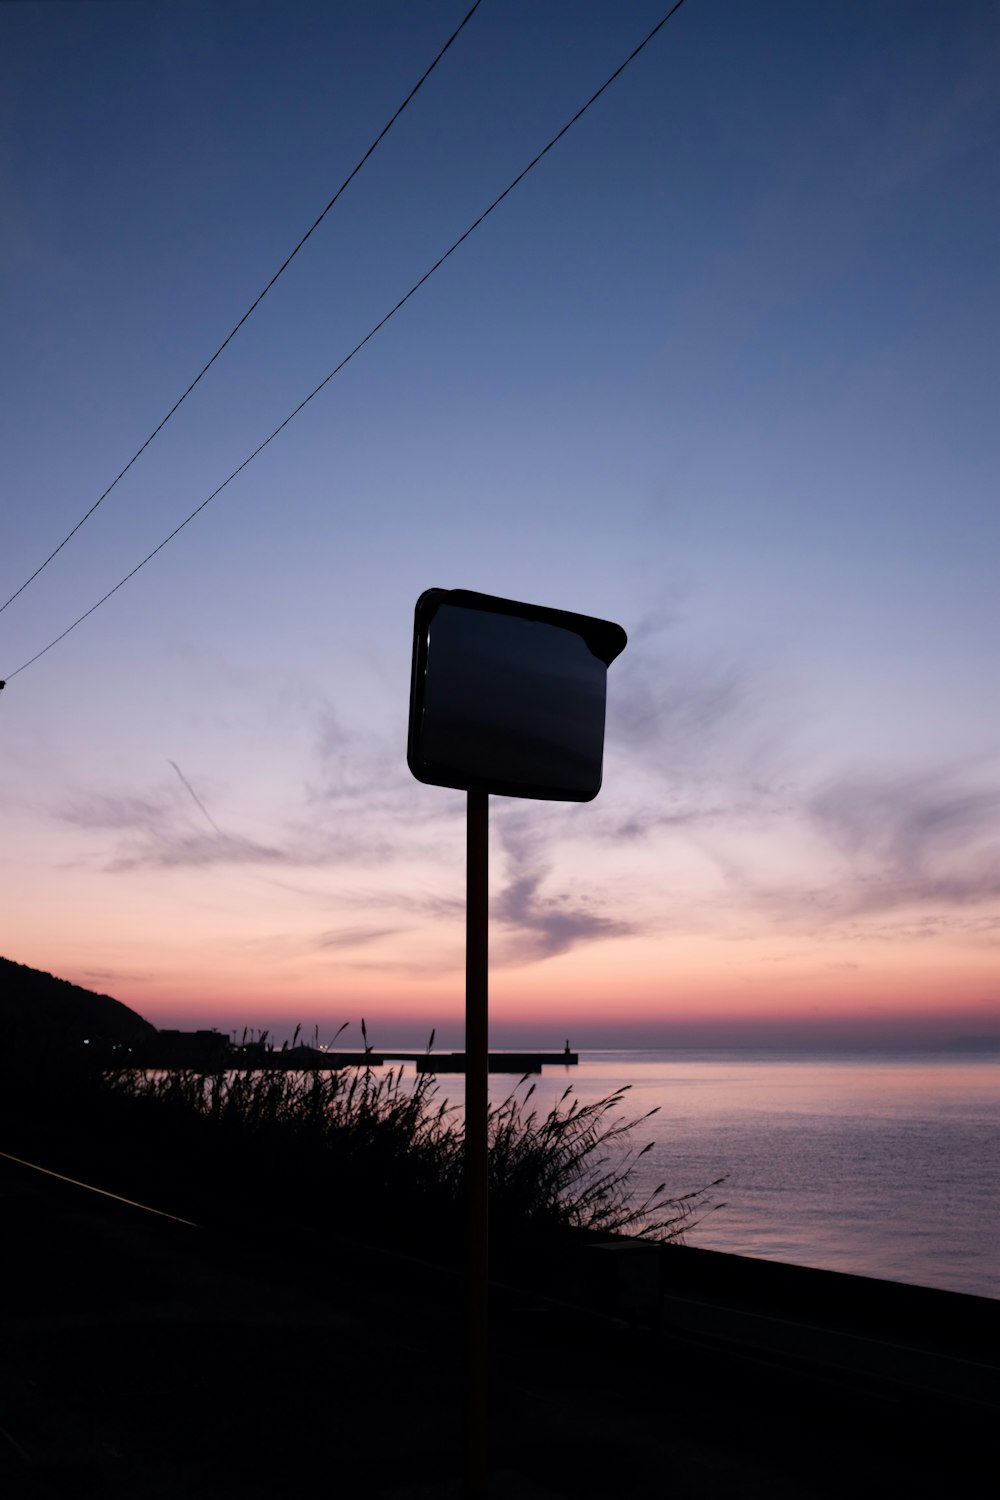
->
[427,1050,1000,1300]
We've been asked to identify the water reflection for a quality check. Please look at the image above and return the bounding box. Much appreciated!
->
[413,1051,1000,1299]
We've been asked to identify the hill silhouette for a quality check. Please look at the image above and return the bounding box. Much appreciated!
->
[0,956,155,1047]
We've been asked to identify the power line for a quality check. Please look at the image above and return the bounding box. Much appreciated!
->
[2,0,689,685]
[0,0,485,619]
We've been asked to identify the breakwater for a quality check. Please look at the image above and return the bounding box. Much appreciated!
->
[131,1032,578,1074]
[312,1049,577,1074]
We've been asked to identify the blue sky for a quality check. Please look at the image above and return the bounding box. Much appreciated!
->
[2,1,998,1046]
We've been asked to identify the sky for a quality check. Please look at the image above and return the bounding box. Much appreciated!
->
[2,0,998,1049]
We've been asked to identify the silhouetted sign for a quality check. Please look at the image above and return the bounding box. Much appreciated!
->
[407,588,626,802]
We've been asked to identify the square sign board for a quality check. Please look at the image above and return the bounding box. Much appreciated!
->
[407,588,627,802]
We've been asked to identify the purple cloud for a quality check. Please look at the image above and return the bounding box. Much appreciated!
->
[811,766,1000,913]
[492,816,633,963]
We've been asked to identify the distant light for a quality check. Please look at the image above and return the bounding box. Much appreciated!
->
[83,1039,90,1045]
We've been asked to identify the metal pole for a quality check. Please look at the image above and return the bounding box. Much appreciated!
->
[464,788,489,1499]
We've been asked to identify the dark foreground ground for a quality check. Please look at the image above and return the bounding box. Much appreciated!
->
[1,1150,997,1499]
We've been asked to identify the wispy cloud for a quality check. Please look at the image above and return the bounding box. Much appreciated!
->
[308,708,411,806]
[57,781,384,872]
[810,766,1000,914]
[597,609,797,854]
[334,888,465,922]
[317,925,403,950]
[609,797,784,844]
[62,791,175,832]
[80,967,151,986]
[169,760,223,834]
[108,830,304,872]
[608,617,747,771]
[689,764,1000,947]
[492,812,633,964]
[55,708,459,872]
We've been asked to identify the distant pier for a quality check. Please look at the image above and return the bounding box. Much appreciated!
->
[414,1050,577,1074]
[131,1032,578,1073]
[322,1049,578,1074]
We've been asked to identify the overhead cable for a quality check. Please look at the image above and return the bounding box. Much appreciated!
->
[0,0,485,619]
[2,0,689,684]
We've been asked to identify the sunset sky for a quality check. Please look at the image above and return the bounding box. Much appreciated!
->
[2,0,998,1048]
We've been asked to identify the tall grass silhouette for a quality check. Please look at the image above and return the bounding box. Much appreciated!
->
[2,1025,722,1254]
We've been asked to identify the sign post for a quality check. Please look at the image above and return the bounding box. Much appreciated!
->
[464,787,489,1497]
[407,588,626,1499]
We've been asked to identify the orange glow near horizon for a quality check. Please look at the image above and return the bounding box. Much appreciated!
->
[37,922,996,1051]
[6,780,997,1051]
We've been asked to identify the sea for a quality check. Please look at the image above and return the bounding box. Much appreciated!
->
[422,1049,1000,1301]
